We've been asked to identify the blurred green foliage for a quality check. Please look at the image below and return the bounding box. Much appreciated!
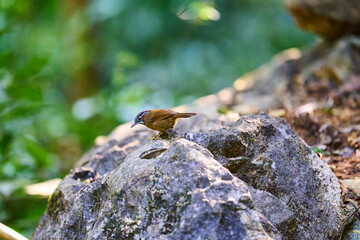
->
[0,0,315,237]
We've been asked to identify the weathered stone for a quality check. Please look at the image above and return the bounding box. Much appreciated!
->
[256,213,282,240]
[76,128,151,175]
[33,113,346,240]
[33,140,271,240]
[178,113,345,239]
[285,0,360,39]
[248,186,297,239]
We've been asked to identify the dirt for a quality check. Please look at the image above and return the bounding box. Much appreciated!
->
[282,74,360,180]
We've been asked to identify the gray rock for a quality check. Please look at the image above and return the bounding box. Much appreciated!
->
[180,113,345,239]
[248,186,297,239]
[33,113,346,240]
[33,139,271,240]
[76,128,151,175]
[256,213,283,240]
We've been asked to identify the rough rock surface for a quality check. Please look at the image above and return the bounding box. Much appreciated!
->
[33,113,346,240]
[181,113,345,239]
[248,186,297,238]
[285,0,360,39]
[33,140,271,240]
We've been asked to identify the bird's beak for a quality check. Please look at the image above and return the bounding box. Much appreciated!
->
[131,122,137,128]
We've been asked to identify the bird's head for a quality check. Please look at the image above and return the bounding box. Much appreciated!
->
[131,110,150,128]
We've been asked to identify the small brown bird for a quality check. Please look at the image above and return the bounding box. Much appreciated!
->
[131,109,196,138]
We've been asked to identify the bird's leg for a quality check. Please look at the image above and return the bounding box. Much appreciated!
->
[152,132,162,140]
[152,131,171,140]
[152,131,167,140]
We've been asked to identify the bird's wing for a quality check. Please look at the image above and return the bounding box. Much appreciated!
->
[148,109,178,122]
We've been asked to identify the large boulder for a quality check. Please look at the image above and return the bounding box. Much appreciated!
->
[285,0,360,39]
[184,113,345,239]
[33,113,346,239]
[33,139,271,240]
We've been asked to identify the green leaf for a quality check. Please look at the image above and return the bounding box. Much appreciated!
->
[0,101,46,121]
[14,56,48,81]
[0,52,15,69]
[24,136,52,167]
[312,147,325,155]
[6,83,42,101]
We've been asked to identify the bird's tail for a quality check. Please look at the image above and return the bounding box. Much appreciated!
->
[175,113,197,118]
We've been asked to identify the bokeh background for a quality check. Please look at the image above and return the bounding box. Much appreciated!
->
[0,0,315,237]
